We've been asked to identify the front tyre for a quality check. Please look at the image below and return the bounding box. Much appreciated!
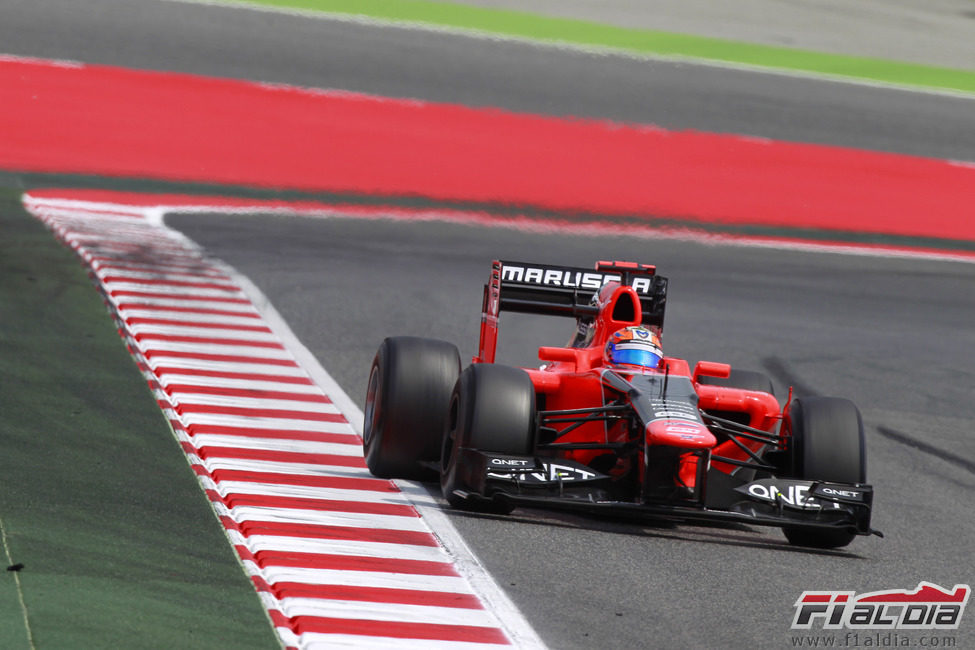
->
[782,396,866,549]
[363,336,460,480]
[440,364,535,514]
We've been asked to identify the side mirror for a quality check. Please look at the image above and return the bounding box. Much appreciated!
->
[693,361,731,382]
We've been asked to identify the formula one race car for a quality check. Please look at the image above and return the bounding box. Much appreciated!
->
[363,260,879,548]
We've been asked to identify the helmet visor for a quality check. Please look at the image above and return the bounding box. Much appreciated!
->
[612,347,662,368]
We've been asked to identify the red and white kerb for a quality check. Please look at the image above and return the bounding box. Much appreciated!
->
[24,192,544,650]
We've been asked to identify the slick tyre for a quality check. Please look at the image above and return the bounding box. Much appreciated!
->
[440,364,535,514]
[782,396,866,549]
[363,337,461,480]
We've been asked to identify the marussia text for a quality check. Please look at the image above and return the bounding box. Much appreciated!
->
[501,265,657,294]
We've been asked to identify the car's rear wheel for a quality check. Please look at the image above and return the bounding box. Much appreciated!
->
[440,363,535,514]
[363,336,460,480]
[782,396,866,549]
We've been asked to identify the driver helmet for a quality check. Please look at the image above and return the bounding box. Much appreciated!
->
[604,326,663,370]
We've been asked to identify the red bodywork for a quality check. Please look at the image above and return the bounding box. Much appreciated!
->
[475,260,782,489]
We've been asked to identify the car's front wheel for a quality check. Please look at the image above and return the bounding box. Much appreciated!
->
[782,396,866,549]
[440,363,535,513]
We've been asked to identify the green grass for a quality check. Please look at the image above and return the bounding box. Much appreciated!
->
[203,0,975,95]
[0,186,280,649]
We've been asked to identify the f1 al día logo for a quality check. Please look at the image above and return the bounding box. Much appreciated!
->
[792,582,970,630]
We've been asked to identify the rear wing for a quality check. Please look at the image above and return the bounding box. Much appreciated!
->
[477,260,667,363]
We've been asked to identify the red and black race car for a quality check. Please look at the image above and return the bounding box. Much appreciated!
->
[363,260,879,548]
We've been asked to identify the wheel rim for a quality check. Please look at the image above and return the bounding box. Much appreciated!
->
[363,365,381,447]
[441,394,460,474]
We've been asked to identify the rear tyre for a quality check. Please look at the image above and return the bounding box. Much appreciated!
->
[782,396,866,549]
[440,364,535,514]
[363,336,460,480]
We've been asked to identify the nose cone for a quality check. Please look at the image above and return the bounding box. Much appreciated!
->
[646,419,716,449]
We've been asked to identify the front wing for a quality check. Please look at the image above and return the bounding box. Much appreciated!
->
[451,449,878,537]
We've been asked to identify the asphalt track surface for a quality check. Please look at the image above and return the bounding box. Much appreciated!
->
[10,0,975,648]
